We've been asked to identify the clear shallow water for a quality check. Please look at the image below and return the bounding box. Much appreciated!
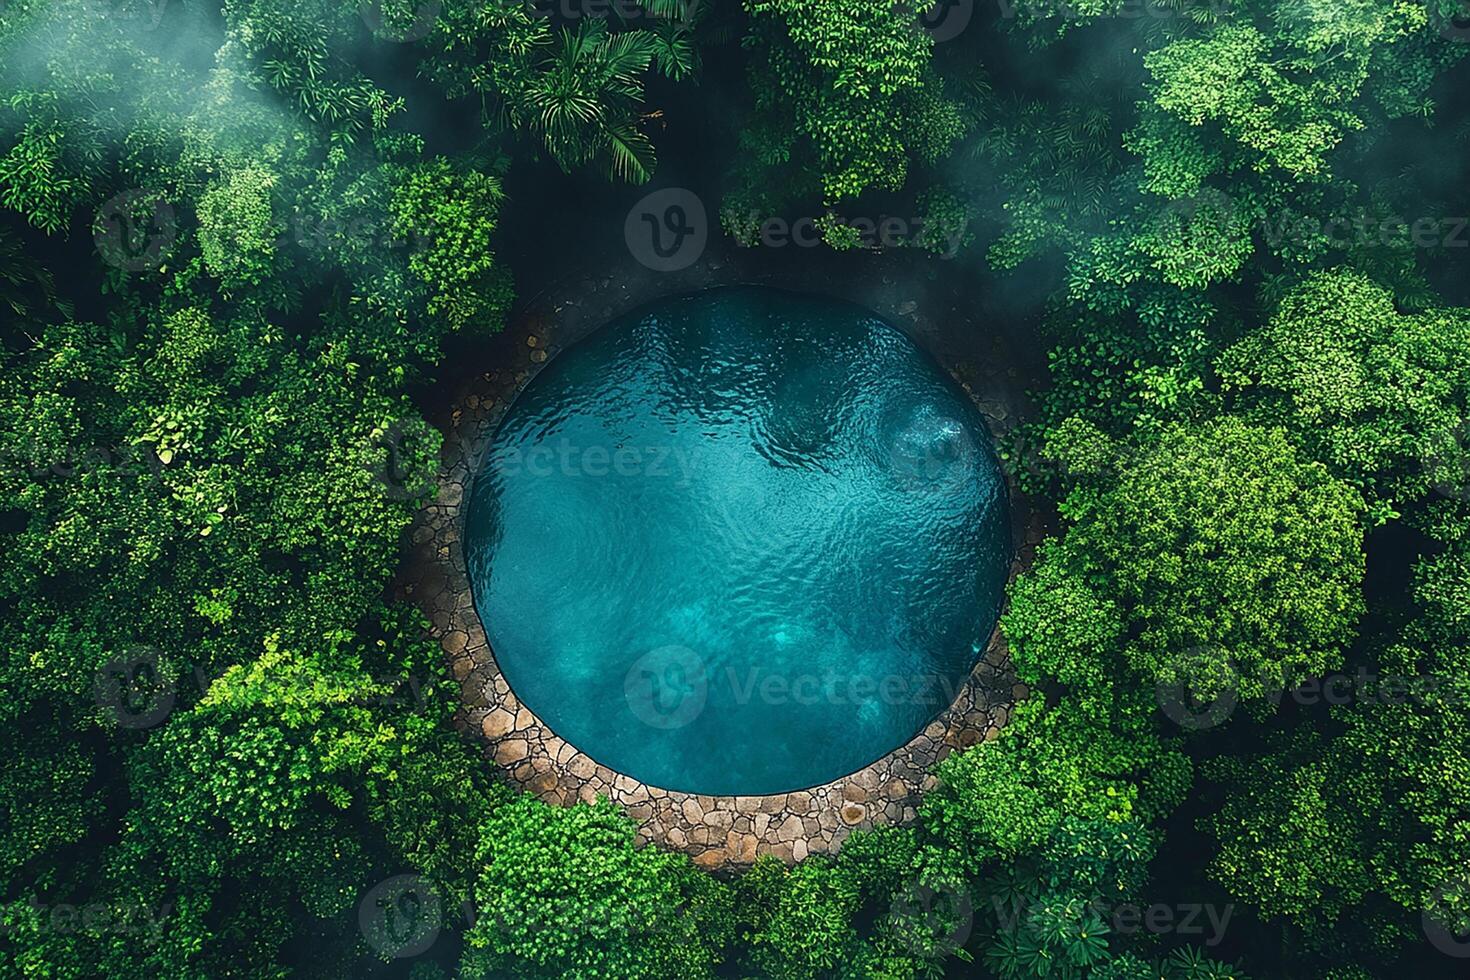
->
[465,287,1010,795]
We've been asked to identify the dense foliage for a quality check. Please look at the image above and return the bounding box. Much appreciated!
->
[1,0,1467,977]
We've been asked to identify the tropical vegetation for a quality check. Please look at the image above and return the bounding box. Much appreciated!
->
[1,0,1468,976]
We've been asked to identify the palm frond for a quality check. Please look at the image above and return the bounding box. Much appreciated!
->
[602,120,656,183]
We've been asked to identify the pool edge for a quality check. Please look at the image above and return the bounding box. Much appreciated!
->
[397,243,1049,869]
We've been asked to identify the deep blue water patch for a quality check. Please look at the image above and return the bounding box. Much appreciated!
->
[465,287,1010,795]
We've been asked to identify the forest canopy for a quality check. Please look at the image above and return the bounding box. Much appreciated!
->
[1,0,1469,977]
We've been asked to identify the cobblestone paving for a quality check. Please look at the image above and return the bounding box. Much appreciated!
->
[398,251,1044,868]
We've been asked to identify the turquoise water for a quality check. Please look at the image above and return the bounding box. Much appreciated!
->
[465,287,1010,795]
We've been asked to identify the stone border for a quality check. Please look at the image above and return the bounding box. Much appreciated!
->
[399,245,1045,868]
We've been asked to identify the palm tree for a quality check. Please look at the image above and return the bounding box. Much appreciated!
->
[420,3,699,183]
[506,20,665,182]
[0,227,61,322]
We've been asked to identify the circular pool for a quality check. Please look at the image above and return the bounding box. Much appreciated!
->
[465,287,1010,796]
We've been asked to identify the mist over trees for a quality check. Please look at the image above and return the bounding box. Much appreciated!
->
[2,1,1469,977]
